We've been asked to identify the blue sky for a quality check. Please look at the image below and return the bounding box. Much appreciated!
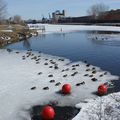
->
[5,0,120,20]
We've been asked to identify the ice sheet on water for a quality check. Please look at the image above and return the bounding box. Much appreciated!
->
[0,49,119,120]
[28,24,120,34]
[88,33,120,46]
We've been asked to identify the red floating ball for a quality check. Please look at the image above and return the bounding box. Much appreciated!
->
[41,106,55,120]
[98,84,108,95]
[62,84,71,94]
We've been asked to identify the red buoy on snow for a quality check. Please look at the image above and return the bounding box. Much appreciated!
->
[41,106,55,120]
[98,84,108,95]
[62,84,71,94]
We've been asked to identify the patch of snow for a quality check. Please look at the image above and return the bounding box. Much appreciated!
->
[28,24,120,34]
[0,49,119,120]
[0,36,11,41]
[0,30,13,32]
[73,92,120,120]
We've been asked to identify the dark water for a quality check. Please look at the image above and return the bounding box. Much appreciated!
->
[4,31,120,77]
[31,105,80,120]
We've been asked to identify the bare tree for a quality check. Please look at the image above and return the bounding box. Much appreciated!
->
[0,0,7,21]
[13,15,22,24]
[87,3,109,19]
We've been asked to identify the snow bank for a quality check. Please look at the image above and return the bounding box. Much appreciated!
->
[28,24,120,34]
[0,30,13,32]
[0,36,11,41]
[0,49,119,120]
[73,92,120,120]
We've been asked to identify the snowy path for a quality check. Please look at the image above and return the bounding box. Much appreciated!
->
[0,49,119,120]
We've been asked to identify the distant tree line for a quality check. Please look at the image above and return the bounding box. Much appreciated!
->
[8,15,25,24]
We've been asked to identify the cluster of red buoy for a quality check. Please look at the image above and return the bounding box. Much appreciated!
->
[40,83,108,119]
[41,84,71,119]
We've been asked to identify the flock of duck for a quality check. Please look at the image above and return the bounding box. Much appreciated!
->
[6,48,110,94]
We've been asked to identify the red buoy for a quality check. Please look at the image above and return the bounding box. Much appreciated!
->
[62,84,71,94]
[98,84,108,95]
[41,106,55,120]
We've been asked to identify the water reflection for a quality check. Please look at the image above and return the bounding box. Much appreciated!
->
[52,32,66,38]
[23,40,31,50]
[38,34,46,39]
[87,31,120,34]
[37,32,66,40]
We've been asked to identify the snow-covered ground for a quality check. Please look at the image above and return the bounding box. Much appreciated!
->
[28,24,120,34]
[0,36,11,41]
[0,49,119,120]
[0,30,13,32]
[73,92,120,120]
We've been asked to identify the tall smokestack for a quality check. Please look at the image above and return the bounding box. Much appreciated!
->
[62,10,66,16]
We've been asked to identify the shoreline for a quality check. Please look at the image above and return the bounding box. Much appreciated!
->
[0,25,38,47]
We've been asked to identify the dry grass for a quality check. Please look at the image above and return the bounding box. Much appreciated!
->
[0,24,28,31]
[0,24,37,47]
[0,25,8,30]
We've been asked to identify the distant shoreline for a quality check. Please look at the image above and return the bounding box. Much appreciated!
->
[28,24,120,34]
